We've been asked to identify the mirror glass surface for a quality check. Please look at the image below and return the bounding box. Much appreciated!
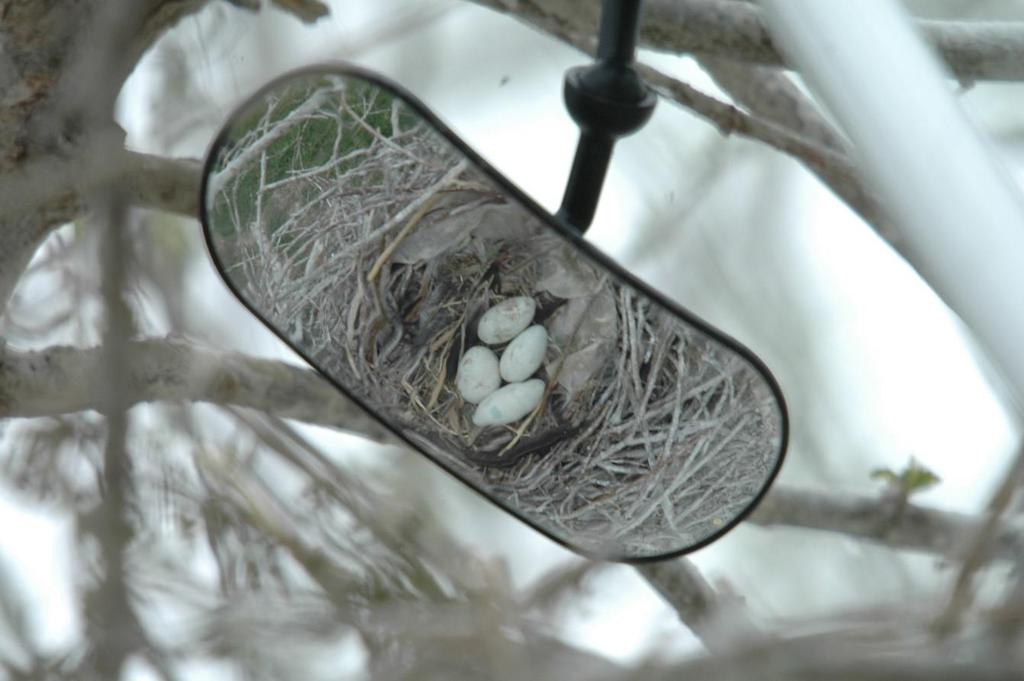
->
[201,66,787,560]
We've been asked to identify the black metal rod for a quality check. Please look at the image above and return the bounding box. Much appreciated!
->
[556,0,653,234]
[597,0,644,66]
[556,130,615,231]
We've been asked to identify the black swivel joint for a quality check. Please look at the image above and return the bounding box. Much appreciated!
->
[563,62,656,139]
[557,0,656,232]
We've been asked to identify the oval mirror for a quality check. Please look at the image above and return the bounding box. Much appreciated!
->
[200,64,787,561]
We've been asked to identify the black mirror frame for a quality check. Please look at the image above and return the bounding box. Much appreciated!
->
[199,62,789,563]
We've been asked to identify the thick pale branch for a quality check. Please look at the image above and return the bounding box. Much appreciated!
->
[655,633,1024,681]
[0,148,201,227]
[750,486,1024,561]
[641,0,1024,83]
[638,558,763,652]
[0,149,201,308]
[122,151,203,217]
[3,338,1021,563]
[0,337,398,444]
[474,0,1024,83]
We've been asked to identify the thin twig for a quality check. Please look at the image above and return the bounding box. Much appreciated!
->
[933,439,1024,635]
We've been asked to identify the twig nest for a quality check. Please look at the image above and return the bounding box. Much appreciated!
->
[456,346,501,404]
[472,379,546,427]
[499,325,548,383]
[477,296,536,345]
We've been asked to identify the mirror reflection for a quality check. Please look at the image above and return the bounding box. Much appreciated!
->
[202,67,786,560]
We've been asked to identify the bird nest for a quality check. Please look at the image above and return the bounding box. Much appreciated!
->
[205,73,784,557]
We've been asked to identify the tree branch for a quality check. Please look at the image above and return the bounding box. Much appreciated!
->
[463,2,895,245]
[750,485,1024,561]
[922,18,1024,83]
[695,57,847,153]
[0,337,399,444]
[0,148,201,228]
[933,440,1024,633]
[86,190,140,679]
[0,0,315,318]
[135,0,328,61]
[654,632,1024,681]
[3,338,1022,563]
[474,0,1024,83]
[693,55,899,244]
[122,151,203,217]
[635,64,896,243]
[0,149,201,309]
[637,558,763,652]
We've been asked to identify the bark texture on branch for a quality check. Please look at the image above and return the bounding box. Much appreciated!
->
[0,0,313,311]
[2,337,1019,565]
[750,485,1024,561]
[0,337,398,443]
[473,0,1024,83]
[0,0,209,310]
[638,558,764,652]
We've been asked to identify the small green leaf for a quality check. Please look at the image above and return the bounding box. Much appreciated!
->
[871,459,941,496]
[903,466,940,492]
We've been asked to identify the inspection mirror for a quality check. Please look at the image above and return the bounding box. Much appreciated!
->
[200,64,787,561]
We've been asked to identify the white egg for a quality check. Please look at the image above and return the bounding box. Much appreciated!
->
[477,296,536,345]
[456,346,501,404]
[499,325,548,382]
[472,379,546,427]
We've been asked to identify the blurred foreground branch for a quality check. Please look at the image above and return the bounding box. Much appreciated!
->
[750,485,1024,560]
[197,413,633,680]
[0,337,397,443]
[0,150,200,310]
[0,149,200,228]
[653,631,1024,681]
[638,559,763,652]
[2,338,1019,564]
[934,441,1024,633]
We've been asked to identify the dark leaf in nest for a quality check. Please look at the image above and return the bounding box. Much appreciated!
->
[554,341,612,398]
[391,201,538,265]
[535,247,605,299]
[473,203,546,242]
[390,192,485,264]
[545,290,617,397]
